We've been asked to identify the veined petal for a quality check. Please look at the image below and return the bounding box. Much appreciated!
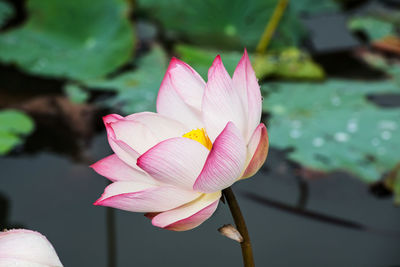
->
[103,115,142,168]
[241,123,269,179]
[94,182,200,213]
[90,154,153,183]
[157,74,203,129]
[202,55,246,141]
[194,122,246,193]
[157,58,205,128]
[125,112,189,137]
[109,112,188,155]
[137,137,209,190]
[167,58,206,109]
[151,191,221,231]
[0,229,63,267]
[232,49,262,142]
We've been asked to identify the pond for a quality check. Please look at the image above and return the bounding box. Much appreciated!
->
[1,132,399,266]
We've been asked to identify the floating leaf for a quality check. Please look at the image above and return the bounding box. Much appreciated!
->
[262,80,400,183]
[349,16,395,41]
[84,46,168,114]
[0,0,135,80]
[0,0,14,28]
[289,0,339,15]
[0,110,34,155]
[64,83,89,104]
[139,0,304,50]
[176,44,324,80]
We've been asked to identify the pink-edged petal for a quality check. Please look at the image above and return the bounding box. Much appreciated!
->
[241,123,269,179]
[94,182,200,213]
[109,120,158,155]
[202,55,246,141]
[0,229,63,267]
[232,49,262,142]
[90,154,153,183]
[103,115,142,168]
[125,112,189,138]
[166,58,206,109]
[137,137,209,190]
[106,112,189,155]
[151,191,221,231]
[157,73,203,129]
[194,122,246,193]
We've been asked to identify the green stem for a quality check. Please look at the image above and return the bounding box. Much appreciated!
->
[222,187,255,267]
[255,0,289,54]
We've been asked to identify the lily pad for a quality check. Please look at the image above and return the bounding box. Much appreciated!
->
[0,0,13,28]
[176,44,324,80]
[0,0,135,80]
[348,16,395,41]
[139,0,304,50]
[64,83,89,104]
[0,110,34,155]
[262,80,400,183]
[84,46,168,114]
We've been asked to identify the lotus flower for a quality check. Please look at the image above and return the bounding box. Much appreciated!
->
[92,50,268,231]
[0,229,63,266]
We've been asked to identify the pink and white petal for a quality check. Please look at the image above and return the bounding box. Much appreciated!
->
[137,137,209,189]
[241,123,269,179]
[167,58,206,109]
[157,74,204,129]
[94,182,200,213]
[110,120,159,155]
[151,191,221,231]
[125,112,189,139]
[90,154,153,183]
[107,134,141,169]
[232,49,262,141]
[0,229,63,267]
[202,55,246,141]
[193,122,247,193]
[103,115,142,168]
[0,258,50,267]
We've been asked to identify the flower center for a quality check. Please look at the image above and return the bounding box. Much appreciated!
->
[183,128,212,150]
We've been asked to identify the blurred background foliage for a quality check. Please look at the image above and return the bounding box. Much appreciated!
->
[0,0,400,204]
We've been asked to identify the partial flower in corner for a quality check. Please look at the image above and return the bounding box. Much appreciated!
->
[91,50,269,231]
[0,229,63,267]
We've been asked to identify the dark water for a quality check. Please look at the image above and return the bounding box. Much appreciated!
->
[1,133,400,267]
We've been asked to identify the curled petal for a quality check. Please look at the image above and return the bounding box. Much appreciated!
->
[194,122,246,193]
[241,123,269,179]
[0,229,63,267]
[232,49,262,142]
[157,58,205,128]
[108,112,188,155]
[90,154,152,183]
[103,115,142,168]
[137,137,209,189]
[94,182,200,213]
[202,55,246,141]
[151,191,221,231]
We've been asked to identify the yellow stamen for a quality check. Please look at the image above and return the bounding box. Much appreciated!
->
[183,128,213,150]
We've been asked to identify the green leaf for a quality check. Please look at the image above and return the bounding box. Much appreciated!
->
[176,44,324,80]
[84,46,168,114]
[289,0,339,15]
[262,80,400,183]
[139,0,304,50]
[0,0,14,28]
[348,16,395,41]
[0,110,34,155]
[0,0,135,80]
[64,83,89,104]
